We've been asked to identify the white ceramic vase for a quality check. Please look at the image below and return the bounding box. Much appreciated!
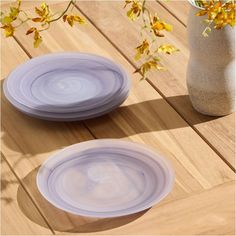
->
[187,0,235,116]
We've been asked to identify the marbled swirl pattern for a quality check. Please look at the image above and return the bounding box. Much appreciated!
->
[37,139,175,217]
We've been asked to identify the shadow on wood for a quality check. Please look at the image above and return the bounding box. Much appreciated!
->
[1,157,16,205]
[2,74,218,155]
[1,79,93,162]
[17,167,149,233]
[84,95,219,138]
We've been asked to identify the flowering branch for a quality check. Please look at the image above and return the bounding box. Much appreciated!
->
[124,0,179,80]
[0,0,85,48]
[195,0,236,36]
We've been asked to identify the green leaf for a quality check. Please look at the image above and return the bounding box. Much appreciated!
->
[127,9,136,20]
[10,7,19,17]
[2,16,14,24]
[34,37,42,48]
[153,56,161,61]
[202,26,211,37]
[134,52,141,60]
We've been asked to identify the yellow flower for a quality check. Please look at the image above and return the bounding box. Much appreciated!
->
[0,0,21,37]
[33,30,42,48]
[1,24,14,37]
[25,27,42,48]
[151,15,173,37]
[125,0,142,20]
[63,14,85,27]
[157,44,179,54]
[35,3,49,17]
[196,0,236,33]
[135,39,150,60]
[34,2,51,23]
[135,60,165,79]
[1,16,14,24]
[9,5,20,20]
[7,0,21,20]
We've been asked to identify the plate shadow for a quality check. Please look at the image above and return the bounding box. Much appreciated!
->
[2,74,219,156]
[17,167,149,233]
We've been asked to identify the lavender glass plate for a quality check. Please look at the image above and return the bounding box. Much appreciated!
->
[3,53,130,116]
[3,82,129,121]
[37,140,175,218]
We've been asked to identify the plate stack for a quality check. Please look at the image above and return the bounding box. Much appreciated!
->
[3,53,130,121]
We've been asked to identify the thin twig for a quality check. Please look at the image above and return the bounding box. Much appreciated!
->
[48,0,74,23]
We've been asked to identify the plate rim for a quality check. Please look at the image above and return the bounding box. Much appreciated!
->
[36,139,175,218]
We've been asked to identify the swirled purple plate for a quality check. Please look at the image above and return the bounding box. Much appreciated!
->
[37,139,175,218]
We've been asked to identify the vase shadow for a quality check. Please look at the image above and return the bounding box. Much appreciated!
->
[83,94,220,138]
[17,167,149,233]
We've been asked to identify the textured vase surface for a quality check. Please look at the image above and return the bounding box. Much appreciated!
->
[187,0,235,116]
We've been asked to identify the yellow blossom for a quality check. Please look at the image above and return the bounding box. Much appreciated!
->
[196,0,236,35]
[124,0,142,20]
[25,27,42,48]
[35,2,51,23]
[135,60,165,79]
[151,15,173,37]
[1,16,14,24]
[9,6,20,20]
[135,39,150,60]
[0,0,21,38]
[0,0,86,48]
[63,14,85,27]
[1,24,14,37]
[33,30,42,48]
[157,44,179,54]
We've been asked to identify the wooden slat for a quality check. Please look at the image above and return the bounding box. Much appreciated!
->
[90,181,235,235]
[1,0,65,10]
[77,0,235,168]
[159,0,190,26]
[1,2,235,235]
[1,37,29,79]
[1,155,52,235]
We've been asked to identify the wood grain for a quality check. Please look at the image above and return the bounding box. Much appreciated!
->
[158,0,190,26]
[89,181,235,235]
[77,0,235,168]
[1,37,29,79]
[1,155,52,235]
[1,1,235,235]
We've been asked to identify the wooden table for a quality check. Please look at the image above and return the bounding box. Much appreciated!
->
[1,1,235,235]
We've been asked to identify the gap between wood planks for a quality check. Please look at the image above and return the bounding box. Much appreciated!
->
[1,152,55,235]
[157,1,187,27]
[7,1,234,173]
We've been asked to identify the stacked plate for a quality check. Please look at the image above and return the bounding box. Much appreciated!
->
[37,139,175,218]
[3,53,130,121]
